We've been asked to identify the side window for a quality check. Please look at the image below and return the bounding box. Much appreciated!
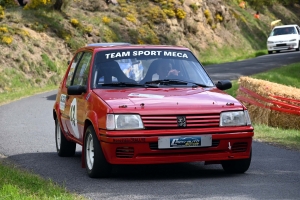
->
[66,52,83,87]
[72,52,92,87]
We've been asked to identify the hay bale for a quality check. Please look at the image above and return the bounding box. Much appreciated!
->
[237,76,300,130]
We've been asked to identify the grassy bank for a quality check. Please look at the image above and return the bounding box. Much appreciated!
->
[0,161,84,199]
[226,62,300,151]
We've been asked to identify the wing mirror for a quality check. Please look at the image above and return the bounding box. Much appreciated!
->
[67,85,87,95]
[215,80,232,90]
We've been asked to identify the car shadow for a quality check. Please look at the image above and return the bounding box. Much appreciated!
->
[46,94,57,101]
[5,152,238,182]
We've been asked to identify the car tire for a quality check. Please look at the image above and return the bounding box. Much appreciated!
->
[85,125,112,178]
[268,51,273,54]
[296,41,300,51]
[221,149,252,173]
[55,118,76,157]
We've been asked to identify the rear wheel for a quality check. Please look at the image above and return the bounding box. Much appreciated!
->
[85,125,112,178]
[221,149,252,173]
[55,118,76,157]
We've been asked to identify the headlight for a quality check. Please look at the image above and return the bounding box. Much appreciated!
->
[106,114,144,130]
[267,41,274,44]
[220,111,251,127]
[289,39,296,42]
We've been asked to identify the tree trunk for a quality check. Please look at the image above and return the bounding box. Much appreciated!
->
[53,0,63,11]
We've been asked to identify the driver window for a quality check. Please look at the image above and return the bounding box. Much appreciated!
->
[72,52,92,87]
[66,52,83,87]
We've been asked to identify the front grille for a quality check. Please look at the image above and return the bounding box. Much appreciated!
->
[141,114,220,129]
[116,147,134,158]
[149,140,220,150]
[276,43,287,47]
[231,142,247,153]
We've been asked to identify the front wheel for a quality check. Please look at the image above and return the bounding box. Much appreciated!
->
[55,118,76,157]
[296,41,300,51]
[85,125,112,178]
[221,149,252,173]
[268,50,273,54]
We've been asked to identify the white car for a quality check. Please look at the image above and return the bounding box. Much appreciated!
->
[267,24,300,54]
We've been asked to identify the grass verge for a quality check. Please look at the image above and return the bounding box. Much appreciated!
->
[226,62,300,151]
[0,85,57,106]
[254,124,300,151]
[0,160,84,200]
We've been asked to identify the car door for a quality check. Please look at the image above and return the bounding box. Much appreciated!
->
[62,51,92,143]
[60,51,83,138]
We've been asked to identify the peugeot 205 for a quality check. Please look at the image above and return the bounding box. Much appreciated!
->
[267,24,300,54]
[53,43,254,178]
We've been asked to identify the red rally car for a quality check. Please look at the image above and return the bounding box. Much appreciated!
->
[53,43,254,178]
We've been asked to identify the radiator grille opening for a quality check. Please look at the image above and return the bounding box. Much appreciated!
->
[141,114,220,129]
[116,147,134,158]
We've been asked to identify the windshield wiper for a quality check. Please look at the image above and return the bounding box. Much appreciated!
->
[101,82,159,88]
[145,79,209,88]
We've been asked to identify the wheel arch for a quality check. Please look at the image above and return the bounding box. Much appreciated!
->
[81,111,100,168]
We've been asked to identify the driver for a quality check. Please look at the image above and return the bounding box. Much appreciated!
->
[156,60,180,79]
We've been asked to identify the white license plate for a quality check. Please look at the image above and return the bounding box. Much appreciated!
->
[158,135,212,149]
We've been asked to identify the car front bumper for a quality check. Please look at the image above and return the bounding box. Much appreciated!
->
[267,41,299,51]
[99,130,253,164]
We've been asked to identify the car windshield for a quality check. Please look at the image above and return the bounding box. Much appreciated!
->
[91,49,214,89]
[270,27,296,36]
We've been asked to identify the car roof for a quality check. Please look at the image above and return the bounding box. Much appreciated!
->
[77,43,190,52]
[273,24,298,29]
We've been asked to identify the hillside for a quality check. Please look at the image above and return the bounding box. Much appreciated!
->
[0,0,299,95]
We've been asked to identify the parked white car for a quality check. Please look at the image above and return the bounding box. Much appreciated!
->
[267,24,300,54]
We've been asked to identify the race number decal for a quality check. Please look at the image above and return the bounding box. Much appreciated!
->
[69,98,80,138]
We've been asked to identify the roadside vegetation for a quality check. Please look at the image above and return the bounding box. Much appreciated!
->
[226,62,300,151]
[0,160,84,199]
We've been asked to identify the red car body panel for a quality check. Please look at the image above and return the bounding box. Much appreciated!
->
[53,44,253,168]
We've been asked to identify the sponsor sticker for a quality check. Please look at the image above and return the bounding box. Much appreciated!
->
[105,51,189,59]
[128,93,164,98]
[59,94,66,111]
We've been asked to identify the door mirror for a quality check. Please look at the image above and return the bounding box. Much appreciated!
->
[215,80,232,90]
[67,85,86,95]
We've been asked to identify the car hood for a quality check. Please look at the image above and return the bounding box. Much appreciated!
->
[268,34,298,42]
[93,87,243,114]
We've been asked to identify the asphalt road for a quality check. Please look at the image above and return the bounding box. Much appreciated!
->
[205,50,300,81]
[0,51,300,200]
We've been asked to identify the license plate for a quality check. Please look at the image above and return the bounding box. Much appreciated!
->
[158,135,212,149]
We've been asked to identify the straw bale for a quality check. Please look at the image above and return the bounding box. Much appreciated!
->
[238,76,300,130]
[239,76,300,100]
[269,110,300,130]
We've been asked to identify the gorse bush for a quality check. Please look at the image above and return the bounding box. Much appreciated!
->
[1,35,12,44]
[102,16,111,25]
[176,8,186,19]
[70,18,80,27]
[163,8,175,18]
[189,3,199,12]
[0,5,5,19]
[24,0,51,9]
